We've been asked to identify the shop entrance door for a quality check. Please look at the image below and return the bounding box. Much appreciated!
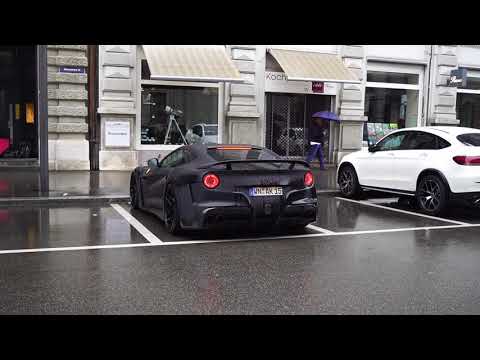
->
[266,93,332,161]
[266,93,306,158]
[0,46,38,164]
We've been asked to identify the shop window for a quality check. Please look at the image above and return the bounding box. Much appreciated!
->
[364,68,421,146]
[364,88,419,145]
[367,71,419,85]
[456,93,480,129]
[462,77,480,90]
[140,85,219,146]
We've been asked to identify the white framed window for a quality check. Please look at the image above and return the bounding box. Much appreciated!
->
[364,62,425,145]
[456,69,480,129]
[457,69,480,95]
[135,46,225,151]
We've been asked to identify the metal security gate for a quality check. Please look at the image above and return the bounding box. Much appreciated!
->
[266,93,307,158]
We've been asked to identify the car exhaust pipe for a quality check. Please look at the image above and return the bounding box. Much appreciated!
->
[474,198,480,207]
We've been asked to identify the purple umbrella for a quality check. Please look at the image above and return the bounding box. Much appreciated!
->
[312,111,340,122]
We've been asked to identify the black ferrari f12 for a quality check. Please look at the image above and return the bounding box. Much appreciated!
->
[130,144,318,234]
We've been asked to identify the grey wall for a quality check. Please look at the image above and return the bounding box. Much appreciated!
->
[47,45,90,170]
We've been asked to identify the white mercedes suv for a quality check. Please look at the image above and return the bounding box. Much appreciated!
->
[337,126,480,215]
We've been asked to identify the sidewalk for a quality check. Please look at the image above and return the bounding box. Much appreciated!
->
[0,170,131,204]
[0,165,338,203]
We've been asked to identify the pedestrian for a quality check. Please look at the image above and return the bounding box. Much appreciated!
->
[306,116,327,170]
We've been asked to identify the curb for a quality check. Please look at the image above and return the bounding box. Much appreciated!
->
[316,189,340,195]
[0,195,130,207]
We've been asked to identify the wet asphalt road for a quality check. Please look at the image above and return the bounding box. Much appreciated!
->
[1,194,480,314]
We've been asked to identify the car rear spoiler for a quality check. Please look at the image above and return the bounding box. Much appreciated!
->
[199,159,310,170]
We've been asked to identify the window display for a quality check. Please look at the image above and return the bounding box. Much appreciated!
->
[364,87,418,145]
[141,85,219,146]
[457,91,480,130]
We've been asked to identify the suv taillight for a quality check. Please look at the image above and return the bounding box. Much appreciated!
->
[203,173,220,189]
[304,171,314,187]
[453,156,480,166]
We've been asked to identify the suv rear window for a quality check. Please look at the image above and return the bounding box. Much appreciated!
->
[457,133,480,146]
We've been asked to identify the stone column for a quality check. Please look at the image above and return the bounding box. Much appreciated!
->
[97,45,138,170]
[47,45,90,170]
[335,45,367,164]
[428,45,459,126]
[225,45,260,145]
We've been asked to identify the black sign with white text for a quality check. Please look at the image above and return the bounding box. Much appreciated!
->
[448,68,467,87]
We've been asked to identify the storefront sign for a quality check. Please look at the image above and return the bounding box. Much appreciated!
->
[448,68,467,87]
[59,66,86,74]
[105,121,130,147]
[312,82,324,93]
[265,71,337,95]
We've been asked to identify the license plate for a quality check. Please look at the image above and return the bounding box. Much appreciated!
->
[249,187,283,196]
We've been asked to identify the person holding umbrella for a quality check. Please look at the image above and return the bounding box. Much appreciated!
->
[306,111,339,170]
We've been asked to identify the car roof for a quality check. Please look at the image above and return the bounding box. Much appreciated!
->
[390,126,480,140]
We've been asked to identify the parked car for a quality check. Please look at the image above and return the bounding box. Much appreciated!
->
[337,126,480,215]
[130,144,318,234]
[186,123,218,145]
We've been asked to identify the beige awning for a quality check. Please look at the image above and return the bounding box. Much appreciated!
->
[268,48,360,84]
[142,45,243,83]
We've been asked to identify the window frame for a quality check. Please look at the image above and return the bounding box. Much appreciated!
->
[365,62,424,128]
[136,46,225,151]
[457,69,480,94]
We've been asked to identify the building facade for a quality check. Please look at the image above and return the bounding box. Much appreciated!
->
[93,45,480,171]
[3,45,479,174]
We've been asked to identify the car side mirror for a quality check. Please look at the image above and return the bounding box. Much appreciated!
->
[147,158,160,167]
[368,145,378,153]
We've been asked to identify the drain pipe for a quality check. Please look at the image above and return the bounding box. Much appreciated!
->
[425,45,434,126]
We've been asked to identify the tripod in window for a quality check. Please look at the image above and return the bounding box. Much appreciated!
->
[163,106,188,145]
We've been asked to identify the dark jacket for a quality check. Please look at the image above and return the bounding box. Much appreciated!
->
[308,124,325,143]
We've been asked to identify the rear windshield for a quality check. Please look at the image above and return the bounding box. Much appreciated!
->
[206,148,295,170]
[204,126,218,136]
[457,133,480,146]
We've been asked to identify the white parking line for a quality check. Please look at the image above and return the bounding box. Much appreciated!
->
[1,222,480,255]
[111,204,163,244]
[306,224,335,234]
[0,243,159,255]
[158,223,480,246]
[365,198,400,204]
[335,197,471,226]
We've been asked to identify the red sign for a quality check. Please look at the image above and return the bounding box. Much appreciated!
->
[312,82,324,93]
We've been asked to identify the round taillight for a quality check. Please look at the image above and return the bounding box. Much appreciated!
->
[203,173,220,189]
[304,171,314,187]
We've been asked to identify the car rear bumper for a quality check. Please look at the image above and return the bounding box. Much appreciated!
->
[201,203,317,230]
[183,197,318,230]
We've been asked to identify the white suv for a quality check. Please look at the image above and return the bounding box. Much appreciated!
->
[337,126,480,215]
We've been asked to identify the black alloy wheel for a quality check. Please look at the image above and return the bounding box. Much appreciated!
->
[338,165,361,198]
[130,173,140,209]
[164,184,182,235]
[416,175,448,216]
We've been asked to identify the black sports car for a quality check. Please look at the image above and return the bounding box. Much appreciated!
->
[130,144,318,234]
